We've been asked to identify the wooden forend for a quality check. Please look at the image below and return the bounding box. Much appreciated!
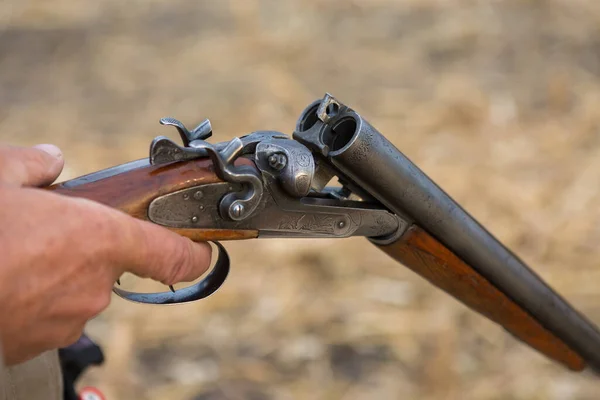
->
[375,225,585,371]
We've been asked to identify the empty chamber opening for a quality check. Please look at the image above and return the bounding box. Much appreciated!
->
[328,118,357,152]
[297,104,320,132]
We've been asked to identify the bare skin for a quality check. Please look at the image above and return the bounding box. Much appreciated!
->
[0,144,212,365]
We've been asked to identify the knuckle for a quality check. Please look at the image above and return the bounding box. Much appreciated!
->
[163,241,193,285]
[128,220,155,278]
[59,209,108,258]
[134,221,196,284]
[80,208,123,258]
[94,222,118,256]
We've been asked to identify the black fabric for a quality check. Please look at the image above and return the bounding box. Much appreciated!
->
[58,334,104,400]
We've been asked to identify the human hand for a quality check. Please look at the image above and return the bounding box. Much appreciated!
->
[0,144,212,365]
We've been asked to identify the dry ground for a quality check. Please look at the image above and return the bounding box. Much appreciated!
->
[1,0,600,398]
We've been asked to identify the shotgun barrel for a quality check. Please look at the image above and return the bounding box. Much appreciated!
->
[294,94,600,371]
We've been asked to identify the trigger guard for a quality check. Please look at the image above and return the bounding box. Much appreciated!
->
[112,242,230,304]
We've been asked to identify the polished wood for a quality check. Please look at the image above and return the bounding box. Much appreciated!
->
[47,158,258,241]
[376,225,586,371]
[169,228,258,241]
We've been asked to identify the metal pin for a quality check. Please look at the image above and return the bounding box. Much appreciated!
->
[268,153,287,170]
[191,216,199,223]
[231,203,244,218]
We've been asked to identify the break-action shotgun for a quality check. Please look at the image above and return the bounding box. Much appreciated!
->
[48,93,600,373]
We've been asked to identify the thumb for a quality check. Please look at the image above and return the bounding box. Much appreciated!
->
[0,144,64,187]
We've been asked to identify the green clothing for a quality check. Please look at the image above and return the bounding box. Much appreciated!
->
[0,351,62,400]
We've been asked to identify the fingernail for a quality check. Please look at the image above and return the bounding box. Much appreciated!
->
[33,144,63,159]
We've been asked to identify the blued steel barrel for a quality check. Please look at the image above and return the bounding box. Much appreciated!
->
[294,96,600,371]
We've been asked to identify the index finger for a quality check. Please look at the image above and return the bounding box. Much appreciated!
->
[74,196,214,285]
[120,218,213,285]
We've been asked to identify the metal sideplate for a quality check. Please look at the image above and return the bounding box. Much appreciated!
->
[147,181,405,239]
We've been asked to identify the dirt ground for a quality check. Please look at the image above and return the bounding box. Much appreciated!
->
[1,0,600,398]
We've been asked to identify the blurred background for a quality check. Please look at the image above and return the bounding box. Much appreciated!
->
[1,0,600,398]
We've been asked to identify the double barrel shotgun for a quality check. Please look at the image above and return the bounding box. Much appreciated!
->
[48,94,600,372]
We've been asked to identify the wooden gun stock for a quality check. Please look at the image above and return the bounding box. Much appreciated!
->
[47,158,258,242]
[375,225,586,371]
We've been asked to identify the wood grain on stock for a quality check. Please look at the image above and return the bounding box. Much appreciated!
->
[47,158,258,242]
[376,225,585,371]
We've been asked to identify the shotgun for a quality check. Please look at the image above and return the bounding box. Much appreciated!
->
[48,93,600,372]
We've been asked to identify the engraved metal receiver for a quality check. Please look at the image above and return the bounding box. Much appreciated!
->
[49,93,600,373]
[106,111,406,305]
